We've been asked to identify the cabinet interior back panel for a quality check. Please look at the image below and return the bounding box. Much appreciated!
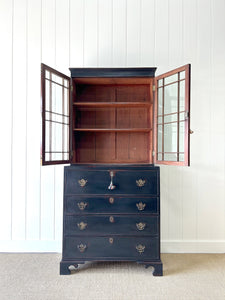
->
[75,132,150,163]
[75,107,149,129]
[75,84,150,102]
[74,83,151,163]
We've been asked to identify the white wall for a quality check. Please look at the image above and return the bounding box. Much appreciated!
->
[0,0,224,253]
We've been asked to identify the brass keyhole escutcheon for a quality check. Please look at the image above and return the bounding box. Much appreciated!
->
[109,216,114,223]
[109,197,114,204]
[109,238,114,244]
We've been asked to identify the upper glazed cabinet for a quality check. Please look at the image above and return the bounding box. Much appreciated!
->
[41,64,191,166]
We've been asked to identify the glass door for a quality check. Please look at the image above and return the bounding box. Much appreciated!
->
[41,63,71,165]
[154,64,191,166]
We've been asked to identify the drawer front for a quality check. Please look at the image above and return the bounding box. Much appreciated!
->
[63,236,159,260]
[65,196,158,214]
[65,169,158,195]
[65,215,158,236]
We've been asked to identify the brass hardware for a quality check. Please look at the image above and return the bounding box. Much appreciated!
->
[109,197,114,204]
[78,179,88,187]
[77,202,88,211]
[136,179,146,187]
[109,238,114,244]
[136,202,146,211]
[152,150,155,157]
[136,222,146,231]
[189,129,194,134]
[108,171,116,190]
[152,85,156,92]
[109,216,114,223]
[136,244,145,254]
[77,244,87,253]
[77,222,87,230]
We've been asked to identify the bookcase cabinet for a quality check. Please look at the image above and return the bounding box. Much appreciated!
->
[41,65,190,276]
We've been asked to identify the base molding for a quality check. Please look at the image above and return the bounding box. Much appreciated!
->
[0,240,61,252]
[161,240,225,253]
[60,259,163,276]
[0,240,224,253]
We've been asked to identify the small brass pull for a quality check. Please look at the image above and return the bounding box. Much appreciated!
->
[109,216,114,223]
[109,238,114,244]
[77,222,87,230]
[108,171,116,190]
[78,179,88,187]
[109,197,114,204]
[77,244,87,253]
[189,129,194,134]
[136,222,146,231]
[136,202,146,211]
[136,179,146,187]
[77,202,88,211]
[136,244,145,254]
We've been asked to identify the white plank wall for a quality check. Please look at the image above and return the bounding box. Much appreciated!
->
[26,0,41,241]
[0,0,224,252]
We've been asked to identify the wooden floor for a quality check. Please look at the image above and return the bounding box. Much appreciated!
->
[0,253,224,300]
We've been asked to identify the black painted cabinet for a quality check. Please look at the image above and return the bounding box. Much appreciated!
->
[60,164,162,276]
[41,65,191,276]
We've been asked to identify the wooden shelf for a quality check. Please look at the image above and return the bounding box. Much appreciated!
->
[73,102,150,107]
[74,128,151,132]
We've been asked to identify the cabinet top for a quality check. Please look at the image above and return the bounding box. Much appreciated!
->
[69,67,157,78]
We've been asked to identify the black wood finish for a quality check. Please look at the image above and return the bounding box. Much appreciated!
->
[64,168,159,195]
[63,236,159,259]
[65,195,158,214]
[60,164,162,276]
[69,67,157,78]
[65,215,158,236]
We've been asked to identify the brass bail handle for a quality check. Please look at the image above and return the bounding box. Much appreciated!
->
[108,171,116,190]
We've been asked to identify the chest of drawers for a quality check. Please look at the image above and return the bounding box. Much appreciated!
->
[60,164,163,276]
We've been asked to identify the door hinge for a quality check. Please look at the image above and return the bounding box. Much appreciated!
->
[152,85,156,92]
[185,111,189,119]
[152,151,155,157]
[70,85,73,92]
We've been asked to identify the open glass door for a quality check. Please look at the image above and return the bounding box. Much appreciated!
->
[41,63,71,165]
[154,64,190,166]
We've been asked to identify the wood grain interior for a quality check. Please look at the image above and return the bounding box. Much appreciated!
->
[73,82,153,163]
[75,107,149,129]
[76,84,150,102]
[75,132,150,163]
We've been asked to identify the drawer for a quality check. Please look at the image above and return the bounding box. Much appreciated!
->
[64,169,159,195]
[64,215,158,236]
[65,196,158,214]
[63,236,159,260]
